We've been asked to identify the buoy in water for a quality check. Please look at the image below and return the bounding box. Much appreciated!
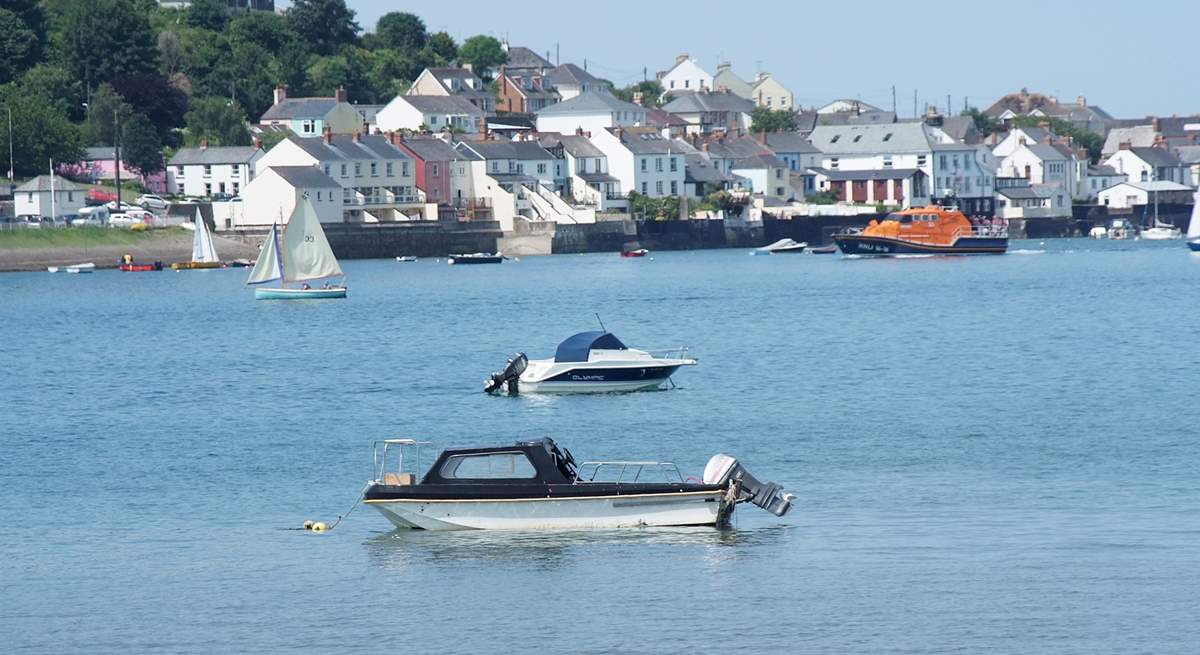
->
[303,520,314,530]
[311,522,328,532]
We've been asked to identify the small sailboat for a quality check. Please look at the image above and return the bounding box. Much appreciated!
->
[246,198,346,300]
[171,210,223,269]
[1187,190,1200,252]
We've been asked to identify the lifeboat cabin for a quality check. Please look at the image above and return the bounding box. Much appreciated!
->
[834,205,1008,255]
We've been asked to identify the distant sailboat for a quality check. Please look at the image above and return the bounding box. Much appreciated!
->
[246,198,346,299]
[1187,190,1200,252]
[172,209,223,269]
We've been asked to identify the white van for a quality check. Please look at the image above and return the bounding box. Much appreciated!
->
[75,206,110,226]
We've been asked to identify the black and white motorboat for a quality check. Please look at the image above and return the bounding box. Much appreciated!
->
[363,438,794,531]
[448,252,503,265]
[749,238,808,255]
[484,331,697,394]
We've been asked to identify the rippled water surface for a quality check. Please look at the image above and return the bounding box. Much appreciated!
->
[5,240,1200,653]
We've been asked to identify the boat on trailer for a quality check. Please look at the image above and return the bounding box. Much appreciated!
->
[484,331,697,394]
[362,438,793,531]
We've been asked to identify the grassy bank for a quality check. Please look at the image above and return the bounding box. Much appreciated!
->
[0,227,187,249]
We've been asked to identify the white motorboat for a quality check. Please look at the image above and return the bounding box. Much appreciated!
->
[48,262,95,273]
[484,331,697,394]
[1140,223,1181,240]
[1088,226,1107,239]
[362,438,793,531]
[750,238,808,255]
[1108,218,1134,240]
[395,256,417,263]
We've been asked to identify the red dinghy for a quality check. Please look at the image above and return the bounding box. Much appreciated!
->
[620,248,648,258]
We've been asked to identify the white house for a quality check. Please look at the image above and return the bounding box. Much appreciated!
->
[539,132,626,211]
[15,175,86,219]
[235,166,342,228]
[545,63,606,101]
[751,72,792,110]
[1081,164,1125,201]
[661,91,754,136]
[375,95,485,134]
[591,126,687,198]
[989,125,1056,159]
[167,144,263,198]
[409,67,495,115]
[1103,145,1192,187]
[1097,180,1194,209]
[996,143,1076,202]
[455,139,562,193]
[535,91,645,136]
[658,54,713,96]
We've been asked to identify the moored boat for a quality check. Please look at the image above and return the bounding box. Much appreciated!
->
[171,210,224,269]
[395,256,417,263]
[834,204,1007,255]
[620,248,649,258]
[1184,191,1200,250]
[362,437,793,531]
[49,262,96,273]
[448,252,503,265]
[484,331,696,394]
[246,198,347,300]
[119,260,163,272]
[809,244,838,254]
[750,238,807,255]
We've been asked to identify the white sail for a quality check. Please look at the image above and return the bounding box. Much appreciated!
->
[1188,190,1200,239]
[191,209,220,263]
[245,224,282,285]
[282,197,343,282]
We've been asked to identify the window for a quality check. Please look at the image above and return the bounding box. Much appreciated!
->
[204,183,211,196]
[354,162,362,176]
[370,162,378,177]
[431,163,439,176]
[883,155,893,168]
[656,158,663,172]
[175,165,184,176]
[685,79,690,89]
[952,155,959,168]
[440,452,537,479]
[670,80,675,89]
[775,169,783,179]
[67,192,73,202]
[516,163,524,173]
[830,134,840,143]
[670,180,678,195]
[656,180,663,195]
[830,157,839,170]
[203,164,212,177]
[776,187,784,196]
[853,135,862,143]
[491,161,499,173]
[232,183,239,195]
[430,115,438,125]
[316,191,322,201]
[595,158,602,172]
[340,164,348,177]
[939,155,947,168]
[641,182,648,194]
[324,165,331,176]
[402,162,409,176]
[537,163,547,174]
[232,164,240,176]
[917,155,927,167]
[301,119,315,134]
[386,162,394,176]
[883,133,893,142]
[641,158,647,172]
[670,157,677,172]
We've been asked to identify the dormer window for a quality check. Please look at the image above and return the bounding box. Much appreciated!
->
[883,133,893,142]
[830,135,841,143]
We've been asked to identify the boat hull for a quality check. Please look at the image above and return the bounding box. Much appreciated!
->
[366,490,725,531]
[170,261,224,270]
[521,364,685,393]
[1188,240,1200,252]
[448,255,503,265]
[834,234,1007,255]
[119,263,162,271]
[254,287,347,300]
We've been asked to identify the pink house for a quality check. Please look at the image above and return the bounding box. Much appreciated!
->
[394,136,461,205]
[58,147,167,194]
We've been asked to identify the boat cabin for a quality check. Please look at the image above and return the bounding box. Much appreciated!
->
[862,205,991,244]
[554,331,627,363]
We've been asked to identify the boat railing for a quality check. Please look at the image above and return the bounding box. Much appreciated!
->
[574,461,685,485]
[372,439,435,485]
[644,346,692,361]
[955,225,1008,239]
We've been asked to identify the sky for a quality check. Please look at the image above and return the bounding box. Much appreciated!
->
[283,0,1198,118]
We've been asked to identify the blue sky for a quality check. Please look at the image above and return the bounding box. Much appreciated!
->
[285,0,1197,118]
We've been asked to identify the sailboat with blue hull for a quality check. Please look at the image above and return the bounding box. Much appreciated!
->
[246,198,347,299]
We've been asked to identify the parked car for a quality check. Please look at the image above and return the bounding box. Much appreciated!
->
[108,213,140,228]
[74,206,109,226]
[106,200,139,212]
[137,194,168,210]
[17,215,42,229]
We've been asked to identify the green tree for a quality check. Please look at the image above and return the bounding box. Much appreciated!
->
[458,35,506,79]
[121,112,164,175]
[375,12,426,53]
[185,0,227,31]
[961,106,998,136]
[271,40,313,98]
[307,47,374,103]
[750,107,798,133]
[111,73,188,141]
[613,80,664,107]
[20,64,84,121]
[368,49,418,99]
[0,88,84,178]
[55,0,160,88]
[184,97,251,147]
[228,11,301,53]
[286,0,360,57]
[425,31,457,63]
[83,84,135,146]
[0,9,38,84]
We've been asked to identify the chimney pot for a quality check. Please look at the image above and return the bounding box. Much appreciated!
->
[1076,95,1086,107]
[323,126,332,144]
[353,130,361,143]
[760,129,767,144]
[675,53,689,65]
[702,142,709,153]
[200,138,208,149]
[1118,141,1131,151]
[253,137,262,150]
[575,127,583,136]
[273,84,287,105]
[335,86,347,103]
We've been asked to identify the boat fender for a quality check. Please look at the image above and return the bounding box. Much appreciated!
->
[310,522,327,532]
[303,520,314,530]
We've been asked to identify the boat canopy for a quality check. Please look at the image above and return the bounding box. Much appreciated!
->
[554,331,627,362]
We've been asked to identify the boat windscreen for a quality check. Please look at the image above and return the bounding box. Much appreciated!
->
[554,331,628,362]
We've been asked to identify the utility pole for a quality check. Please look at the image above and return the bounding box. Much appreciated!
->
[946,94,951,116]
[555,43,560,66]
[583,58,587,72]
[891,85,896,114]
[6,106,12,187]
[913,89,918,119]
[114,111,121,209]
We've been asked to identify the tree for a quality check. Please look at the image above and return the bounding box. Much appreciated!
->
[121,112,164,175]
[55,0,160,87]
[208,41,278,119]
[458,35,506,79]
[961,106,998,136]
[286,0,360,57]
[306,47,373,103]
[0,87,84,178]
[0,9,38,85]
[614,80,665,108]
[20,65,84,121]
[376,12,426,53]
[750,107,798,133]
[228,11,303,54]
[184,97,251,147]
[186,0,228,31]
[425,32,457,63]
[111,73,188,141]
[368,49,418,99]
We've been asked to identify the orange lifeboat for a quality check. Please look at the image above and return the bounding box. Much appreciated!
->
[834,205,1008,255]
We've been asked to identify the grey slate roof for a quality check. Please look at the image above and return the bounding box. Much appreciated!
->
[1088,164,1121,176]
[809,123,934,154]
[282,134,411,162]
[815,111,897,127]
[84,147,116,161]
[504,46,553,70]
[762,132,819,154]
[547,63,601,87]
[1173,145,1200,164]
[261,98,338,121]
[270,166,340,188]
[1129,147,1183,167]
[644,108,689,127]
[998,186,1051,200]
[732,153,786,169]
[399,137,462,162]
[556,135,605,158]
[169,146,261,166]
[578,172,619,183]
[662,91,755,114]
[460,140,556,161]
[684,154,733,184]
[939,116,978,143]
[17,174,83,192]
[609,127,684,154]
[403,95,484,115]
[536,91,640,116]
[1026,144,1069,161]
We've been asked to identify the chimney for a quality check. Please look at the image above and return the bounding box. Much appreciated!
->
[675,52,689,65]
[1018,136,1027,146]
[614,126,623,141]
[760,129,767,144]
[1152,117,1161,132]
[253,137,262,150]
[1079,147,1088,161]
[1041,134,1053,145]
[1118,141,1131,151]
[1076,95,1086,107]
[702,142,709,153]
[1037,120,1050,129]
[575,127,583,136]
[717,62,730,73]
[273,84,287,105]
[200,138,208,149]
[353,130,361,143]
[335,85,347,103]
[633,92,644,106]
[323,126,332,144]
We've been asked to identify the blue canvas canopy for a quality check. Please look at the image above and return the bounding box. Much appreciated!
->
[554,331,627,362]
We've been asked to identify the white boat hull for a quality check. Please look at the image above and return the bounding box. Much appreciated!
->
[367,491,725,531]
[520,377,672,393]
[1140,227,1182,240]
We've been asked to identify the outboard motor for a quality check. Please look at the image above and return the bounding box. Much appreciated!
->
[484,353,528,395]
[703,453,794,517]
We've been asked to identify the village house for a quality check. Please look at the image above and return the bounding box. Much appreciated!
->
[393,136,471,207]
[61,147,166,194]
[545,64,606,101]
[409,67,495,115]
[167,143,263,198]
[236,166,342,227]
[591,126,687,198]
[995,142,1077,203]
[15,175,86,220]
[259,86,363,136]
[496,68,559,114]
[1097,180,1194,209]
[253,131,423,223]
[455,139,563,194]
[995,180,1064,219]
[375,94,485,134]
[712,63,753,99]
[761,132,821,195]
[984,90,1113,135]
[989,125,1057,158]
[657,54,713,96]
[691,134,789,200]
[534,91,645,135]
[643,107,690,139]
[661,90,755,136]
[1103,143,1192,186]
[750,72,793,110]
[1082,164,1125,200]
[498,43,554,78]
[538,132,626,211]
[683,153,734,198]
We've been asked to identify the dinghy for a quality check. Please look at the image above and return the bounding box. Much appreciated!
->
[1187,190,1200,252]
[750,238,808,255]
[245,198,346,299]
[171,210,223,269]
[49,262,95,273]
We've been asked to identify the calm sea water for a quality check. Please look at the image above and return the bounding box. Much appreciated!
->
[5,240,1200,653]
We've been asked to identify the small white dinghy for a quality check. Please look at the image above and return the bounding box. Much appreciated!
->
[246,197,347,299]
[750,238,808,255]
[49,262,96,273]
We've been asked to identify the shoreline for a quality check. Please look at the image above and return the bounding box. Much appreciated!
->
[0,230,260,272]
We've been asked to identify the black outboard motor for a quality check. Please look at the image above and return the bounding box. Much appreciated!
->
[484,353,528,395]
[703,454,794,517]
